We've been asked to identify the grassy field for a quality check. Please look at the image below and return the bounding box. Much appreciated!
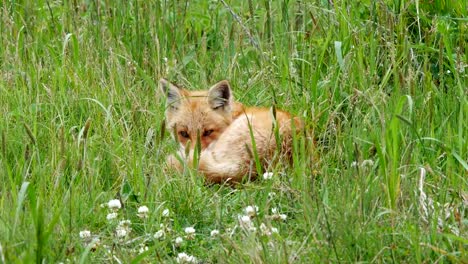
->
[0,0,467,263]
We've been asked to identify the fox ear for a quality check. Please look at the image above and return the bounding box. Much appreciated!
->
[208,80,232,111]
[160,79,182,110]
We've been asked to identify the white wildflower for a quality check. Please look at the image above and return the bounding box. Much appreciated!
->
[138,245,148,254]
[244,205,258,217]
[154,230,165,240]
[210,229,220,237]
[260,223,279,236]
[279,214,287,221]
[270,208,288,221]
[116,226,128,238]
[238,215,256,232]
[162,209,170,217]
[138,205,149,214]
[106,212,118,221]
[115,219,131,238]
[108,199,121,210]
[158,223,172,233]
[137,206,149,218]
[79,230,91,239]
[118,220,131,227]
[260,223,271,236]
[351,161,358,168]
[238,215,251,226]
[176,252,197,263]
[268,192,276,199]
[263,172,274,180]
[184,227,195,234]
[361,159,374,168]
[174,237,183,246]
[184,227,196,239]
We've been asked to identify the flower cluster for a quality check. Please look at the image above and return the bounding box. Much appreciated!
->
[351,159,374,169]
[260,223,279,236]
[184,227,196,240]
[77,198,288,262]
[269,207,287,221]
[116,220,132,238]
[78,230,100,251]
[236,205,286,239]
[106,199,122,221]
[154,208,172,240]
[137,206,149,218]
[263,172,274,180]
[176,252,197,263]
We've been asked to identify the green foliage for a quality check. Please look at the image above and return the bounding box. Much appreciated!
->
[0,0,466,263]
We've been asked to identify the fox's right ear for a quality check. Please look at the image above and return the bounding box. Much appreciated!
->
[208,80,232,111]
[160,79,182,110]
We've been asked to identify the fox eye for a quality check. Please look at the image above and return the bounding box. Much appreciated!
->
[179,131,189,138]
[203,130,214,137]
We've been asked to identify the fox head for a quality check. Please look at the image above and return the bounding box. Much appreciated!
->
[160,79,233,150]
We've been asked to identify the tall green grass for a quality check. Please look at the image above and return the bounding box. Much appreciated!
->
[0,0,466,262]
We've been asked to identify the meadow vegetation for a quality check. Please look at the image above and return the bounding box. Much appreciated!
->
[0,0,467,262]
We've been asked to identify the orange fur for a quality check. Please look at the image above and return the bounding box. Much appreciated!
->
[160,79,302,183]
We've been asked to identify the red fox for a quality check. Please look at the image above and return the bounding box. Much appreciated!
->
[161,79,302,183]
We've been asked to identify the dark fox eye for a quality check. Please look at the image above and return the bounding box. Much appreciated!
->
[179,131,189,138]
[203,130,214,137]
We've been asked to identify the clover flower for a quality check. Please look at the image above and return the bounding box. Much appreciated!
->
[184,227,196,239]
[138,245,149,254]
[137,205,149,218]
[154,230,165,240]
[106,212,118,221]
[268,192,276,199]
[210,229,220,237]
[260,223,279,236]
[108,199,121,210]
[260,223,270,236]
[263,172,274,180]
[174,237,183,247]
[119,220,131,227]
[270,208,287,221]
[238,215,251,226]
[244,205,258,217]
[79,230,91,239]
[176,252,197,263]
[361,159,374,168]
[238,215,256,232]
[162,209,170,217]
[116,226,129,238]
[116,219,131,238]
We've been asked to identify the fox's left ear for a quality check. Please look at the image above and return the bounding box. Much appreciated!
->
[160,78,183,110]
[208,80,232,111]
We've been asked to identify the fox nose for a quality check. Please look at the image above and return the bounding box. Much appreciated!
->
[190,134,207,150]
[190,135,201,149]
